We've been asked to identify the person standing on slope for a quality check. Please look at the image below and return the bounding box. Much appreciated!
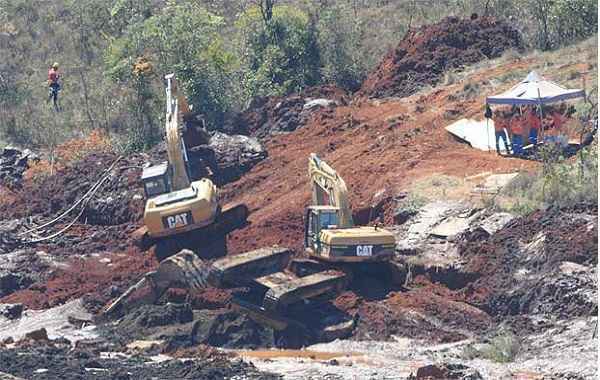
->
[490,107,510,155]
[47,62,61,111]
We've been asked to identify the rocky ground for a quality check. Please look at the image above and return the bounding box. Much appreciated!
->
[0,16,597,380]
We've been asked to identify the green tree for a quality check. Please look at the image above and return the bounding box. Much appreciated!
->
[236,4,321,99]
[317,3,368,91]
[550,0,597,48]
[106,0,235,143]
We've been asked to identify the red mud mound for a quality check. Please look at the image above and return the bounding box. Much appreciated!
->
[358,16,523,99]
[1,240,156,311]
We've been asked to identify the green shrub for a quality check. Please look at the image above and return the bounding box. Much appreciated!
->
[317,3,369,91]
[462,330,522,363]
[502,141,598,213]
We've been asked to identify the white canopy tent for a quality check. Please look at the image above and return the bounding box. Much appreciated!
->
[486,71,585,105]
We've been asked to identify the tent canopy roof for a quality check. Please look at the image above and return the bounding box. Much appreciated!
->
[486,71,585,106]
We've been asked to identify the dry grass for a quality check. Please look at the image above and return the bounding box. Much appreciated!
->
[23,130,113,180]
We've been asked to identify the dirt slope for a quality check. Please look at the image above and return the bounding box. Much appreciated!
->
[223,58,541,255]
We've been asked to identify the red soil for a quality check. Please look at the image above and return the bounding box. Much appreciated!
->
[358,16,522,99]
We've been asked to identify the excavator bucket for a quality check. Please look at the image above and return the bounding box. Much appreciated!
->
[104,250,213,316]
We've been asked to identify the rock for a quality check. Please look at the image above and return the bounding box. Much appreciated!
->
[2,146,20,157]
[207,132,267,185]
[2,337,13,345]
[191,310,274,349]
[415,363,482,379]
[303,98,337,111]
[119,303,193,330]
[24,328,48,341]
[393,208,417,224]
[0,303,23,320]
[559,261,588,275]
[0,146,40,189]
[0,370,26,380]
[0,272,31,298]
[226,85,347,139]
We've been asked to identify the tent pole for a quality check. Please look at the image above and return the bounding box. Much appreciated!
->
[537,88,544,144]
[487,104,491,152]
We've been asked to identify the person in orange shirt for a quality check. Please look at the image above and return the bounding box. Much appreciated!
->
[543,106,564,144]
[492,109,511,155]
[527,107,541,145]
[47,62,60,111]
[509,111,524,156]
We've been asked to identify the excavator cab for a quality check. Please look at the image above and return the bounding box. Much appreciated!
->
[305,205,396,261]
[304,206,340,254]
[141,162,171,198]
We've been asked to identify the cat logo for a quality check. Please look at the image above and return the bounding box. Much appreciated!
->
[163,211,192,229]
[356,245,373,256]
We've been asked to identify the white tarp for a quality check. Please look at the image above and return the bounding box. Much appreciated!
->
[445,118,510,152]
[486,71,585,105]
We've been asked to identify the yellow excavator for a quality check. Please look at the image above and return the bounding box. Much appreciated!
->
[304,153,396,262]
[107,153,398,345]
[136,74,248,261]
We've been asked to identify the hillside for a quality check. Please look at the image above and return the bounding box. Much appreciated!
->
[0,11,597,380]
[223,36,597,254]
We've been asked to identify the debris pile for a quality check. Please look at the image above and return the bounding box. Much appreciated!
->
[0,343,278,380]
[0,146,39,189]
[227,85,348,139]
[206,132,268,185]
[459,203,598,320]
[413,362,483,379]
[149,131,267,185]
[358,16,523,99]
[0,152,144,226]
[104,303,274,351]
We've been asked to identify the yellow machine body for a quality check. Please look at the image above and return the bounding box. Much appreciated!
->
[306,155,396,262]
[144,178,218,238]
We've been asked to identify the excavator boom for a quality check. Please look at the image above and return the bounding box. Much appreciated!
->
[165,74,191,191]
[308,153,353,228]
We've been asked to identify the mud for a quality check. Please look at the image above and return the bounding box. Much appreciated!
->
[0,152,144,225]
[104,303,274,351]
[458,203,598,319]
[0,343,278,380]
[358,16,522,99]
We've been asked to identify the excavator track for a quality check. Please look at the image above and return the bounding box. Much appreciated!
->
[105,247,353,338]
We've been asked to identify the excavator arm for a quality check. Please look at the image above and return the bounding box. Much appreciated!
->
[308,153,354,228]
[164,74,191,191]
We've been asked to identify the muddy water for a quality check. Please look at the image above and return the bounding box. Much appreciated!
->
[234,349,362,361]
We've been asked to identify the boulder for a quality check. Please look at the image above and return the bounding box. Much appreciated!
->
[207,132,267,185]
[0,146,40,189]
[415,363,482,379]
[24,328,48,341]
[0,303,23,320]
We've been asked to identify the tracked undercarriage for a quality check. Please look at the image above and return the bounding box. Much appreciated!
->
[105,247,367,345]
